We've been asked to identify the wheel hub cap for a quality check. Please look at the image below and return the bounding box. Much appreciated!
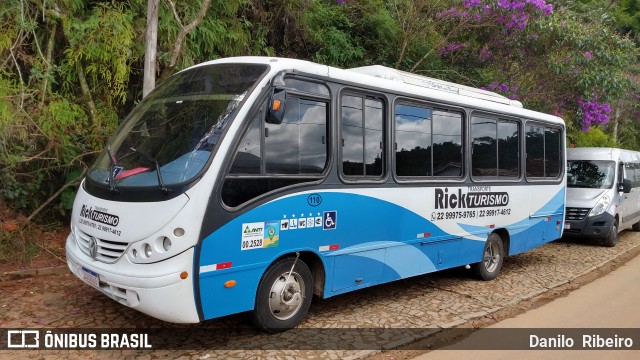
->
[268,273,304,320]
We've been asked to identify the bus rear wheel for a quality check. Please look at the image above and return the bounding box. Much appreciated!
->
[252,257,312,332]
[473,233,504,281]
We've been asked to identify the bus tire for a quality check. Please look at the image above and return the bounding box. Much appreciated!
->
[602,220,618,247]
[473,233,504,281]
[252,257,313,333]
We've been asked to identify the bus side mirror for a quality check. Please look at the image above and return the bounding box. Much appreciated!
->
[266,89,286,124]
[620,178,632,193]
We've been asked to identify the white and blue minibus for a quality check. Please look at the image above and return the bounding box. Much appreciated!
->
[66,57,566,331]
[565,147,640,246]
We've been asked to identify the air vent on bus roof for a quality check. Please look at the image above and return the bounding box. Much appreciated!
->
[346,65,523,108]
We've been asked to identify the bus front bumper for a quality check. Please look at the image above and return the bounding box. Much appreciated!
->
[65,233,200,323]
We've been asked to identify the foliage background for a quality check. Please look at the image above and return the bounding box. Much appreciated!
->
[1,0,639,224]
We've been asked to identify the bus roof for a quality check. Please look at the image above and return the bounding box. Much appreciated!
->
[568,147,640,162]
[188,57,565,126]
[346,65,523,108]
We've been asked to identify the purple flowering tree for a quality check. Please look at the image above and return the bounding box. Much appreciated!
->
[393,0,552,71]
[419,0,636,135]
[578,98,612,131]
[398,0,554,72]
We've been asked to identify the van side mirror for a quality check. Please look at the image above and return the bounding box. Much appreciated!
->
[266,89,286,124]
[620,178,632,193]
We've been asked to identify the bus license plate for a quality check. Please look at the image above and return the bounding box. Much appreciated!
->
[82,267,100,288]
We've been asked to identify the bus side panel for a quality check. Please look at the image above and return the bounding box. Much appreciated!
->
[197,187,563,319]
[308,193,460,296]
[455,186,565,260]
[198,266,265,320]
[331,249,385,292]
[381,240,462,281]
[197,191,456,318]
[457,238,487,267]
[325,239,466,296]
[508,186,565,255]
[383,244,438,281]
[505,229,530,256]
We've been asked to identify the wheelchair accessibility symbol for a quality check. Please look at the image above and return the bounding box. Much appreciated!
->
[323,211,337,230]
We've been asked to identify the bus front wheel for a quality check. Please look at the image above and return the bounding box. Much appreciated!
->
[252,257,313,332]
[473,233,504,281]
[602,220,618,247]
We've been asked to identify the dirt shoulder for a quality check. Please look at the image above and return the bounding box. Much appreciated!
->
[0,209,68,277]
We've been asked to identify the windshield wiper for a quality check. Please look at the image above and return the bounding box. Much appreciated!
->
[129,147,171,194]
[106,145,119,194]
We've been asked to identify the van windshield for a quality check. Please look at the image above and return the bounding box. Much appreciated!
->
[567,160,615,189]
[87,63,268,190]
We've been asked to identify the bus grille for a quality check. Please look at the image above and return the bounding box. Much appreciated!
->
[565,207,590,221]
[74,228,128,263]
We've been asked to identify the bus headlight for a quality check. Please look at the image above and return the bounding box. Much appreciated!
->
[162,237,172,251]
[589,194,610,217]
[143,243,153,258]
[126,229,190,264]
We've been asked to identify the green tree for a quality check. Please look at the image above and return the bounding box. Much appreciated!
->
[2,0,640,226]
[297,0,399,68]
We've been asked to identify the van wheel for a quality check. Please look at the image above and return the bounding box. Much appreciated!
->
[632,220,640,232]
[602,220,618,247]
[252,257,312,333]
[473,233,504,281]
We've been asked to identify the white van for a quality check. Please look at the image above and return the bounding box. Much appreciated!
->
[564,147,640,246]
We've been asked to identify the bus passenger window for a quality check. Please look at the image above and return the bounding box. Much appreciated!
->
[432,110,463,177]
[365,99,384,176]
[526,125,544,177]
[498,121,519,177]
[526,124,561,179]
[265,98,327,174]
[341,95,365,176]
[395,104,432,176]
[545,127,561,177]
[223,89,329,208]
[471,116,497,177]
[341,94,384,178]
[471,116,519,179]
[395,104,463,179]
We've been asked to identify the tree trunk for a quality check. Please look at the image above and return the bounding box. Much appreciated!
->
[143,0,159,98]
[76,62,97,127]
[612,105,620,143]
[161,0,213,79]
[41,23,57,106]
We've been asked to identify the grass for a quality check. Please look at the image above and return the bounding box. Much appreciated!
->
[0,226,41,265]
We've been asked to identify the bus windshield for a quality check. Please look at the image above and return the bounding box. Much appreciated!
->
[567,160,615,189]
[87,63,268,190]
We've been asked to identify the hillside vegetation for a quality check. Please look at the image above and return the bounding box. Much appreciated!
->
[1,0,639,226]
